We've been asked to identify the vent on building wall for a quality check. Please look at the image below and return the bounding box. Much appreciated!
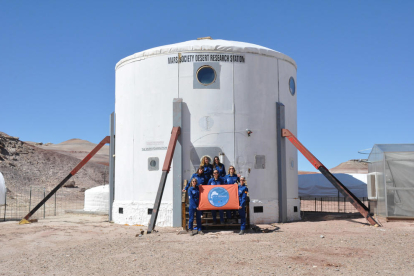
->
[148,157,159,171]
[254,206,263,213]
[255,155,265,169]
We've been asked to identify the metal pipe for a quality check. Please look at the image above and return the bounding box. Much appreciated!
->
[172,99,183,227]
[276,102,287,223]
[344,197,346,212]
[338,191,339,212]
[109,112,115,222]
[29,187,32,212]
[19,136,111,224]
[281,128,378,226]
[3,189,6,221]
[147,127,181,233]
[43,188,46,219]
[16,187,18,220]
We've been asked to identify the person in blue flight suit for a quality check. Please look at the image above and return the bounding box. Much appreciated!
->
[224,166,240,184]
[224,165,240,221]
[188,178,204,236]
[201,156,214,180]
[207,169,225,224]
[213,156,226,177]
[183,166,206,191]
[238,176,249,235]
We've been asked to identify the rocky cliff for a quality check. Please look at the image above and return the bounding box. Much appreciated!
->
[0,132,109,192]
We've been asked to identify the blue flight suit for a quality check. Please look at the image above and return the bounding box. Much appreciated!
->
[188,186,202,231]
[184,173,207,191]
[224,174,239,219]
[214,164,226,177]
[203,164,214,179]
[224,174,240,184]
[238,185,248,230]
[207,177,226,223]
[207,177,224,185]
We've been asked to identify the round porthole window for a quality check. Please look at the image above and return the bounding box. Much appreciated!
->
[289,77,296,96]
[196,65,216,86]
[150,160,156,167]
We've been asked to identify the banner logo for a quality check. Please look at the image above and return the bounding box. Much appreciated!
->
[208,187,229,207]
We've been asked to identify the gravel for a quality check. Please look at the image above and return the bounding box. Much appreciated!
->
[0,214,413,275]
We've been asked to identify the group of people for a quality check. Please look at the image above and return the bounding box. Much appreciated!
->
[183,156,249,236]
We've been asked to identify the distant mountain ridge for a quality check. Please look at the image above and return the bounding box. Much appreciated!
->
[28,138,109,166]
[298,159,368,175]
[329,159,368,174]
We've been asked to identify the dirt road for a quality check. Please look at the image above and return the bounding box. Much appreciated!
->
[1,214,413,275]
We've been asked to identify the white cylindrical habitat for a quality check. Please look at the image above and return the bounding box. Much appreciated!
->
[113,39,299,226]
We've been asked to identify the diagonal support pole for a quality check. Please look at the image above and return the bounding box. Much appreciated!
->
[19,136,110,224]
[281,129,378,226]
[147,127,181,234]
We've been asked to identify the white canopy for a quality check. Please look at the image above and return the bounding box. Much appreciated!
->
[0,172,5,205]
[299,173,367,198]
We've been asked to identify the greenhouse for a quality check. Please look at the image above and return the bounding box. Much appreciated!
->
[368,144,414,218]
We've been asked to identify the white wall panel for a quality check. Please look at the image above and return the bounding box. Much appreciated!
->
[114,65,135,201]
[278,60,300,220]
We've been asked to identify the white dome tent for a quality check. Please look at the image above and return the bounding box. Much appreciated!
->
[0,172,6,206]
[299,173,367,198]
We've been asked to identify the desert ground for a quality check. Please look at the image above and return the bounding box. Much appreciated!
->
[1,214,413,276]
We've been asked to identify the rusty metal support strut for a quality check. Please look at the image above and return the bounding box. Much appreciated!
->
[147,127,181,233]
[281,129,378,226]
[19,136,110,224]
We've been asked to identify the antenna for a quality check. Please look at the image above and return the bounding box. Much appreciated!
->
[358,148,372,155]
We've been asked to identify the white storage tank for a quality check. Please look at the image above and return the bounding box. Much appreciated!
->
[113,38,299,226]
[84,185,109,213]
[0,172,6,206]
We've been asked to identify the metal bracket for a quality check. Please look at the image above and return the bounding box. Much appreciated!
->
[147,127,181,233]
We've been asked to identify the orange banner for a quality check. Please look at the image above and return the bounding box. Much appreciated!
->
[198,184,239,210]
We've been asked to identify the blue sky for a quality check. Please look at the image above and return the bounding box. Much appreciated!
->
[1,1,413,171]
